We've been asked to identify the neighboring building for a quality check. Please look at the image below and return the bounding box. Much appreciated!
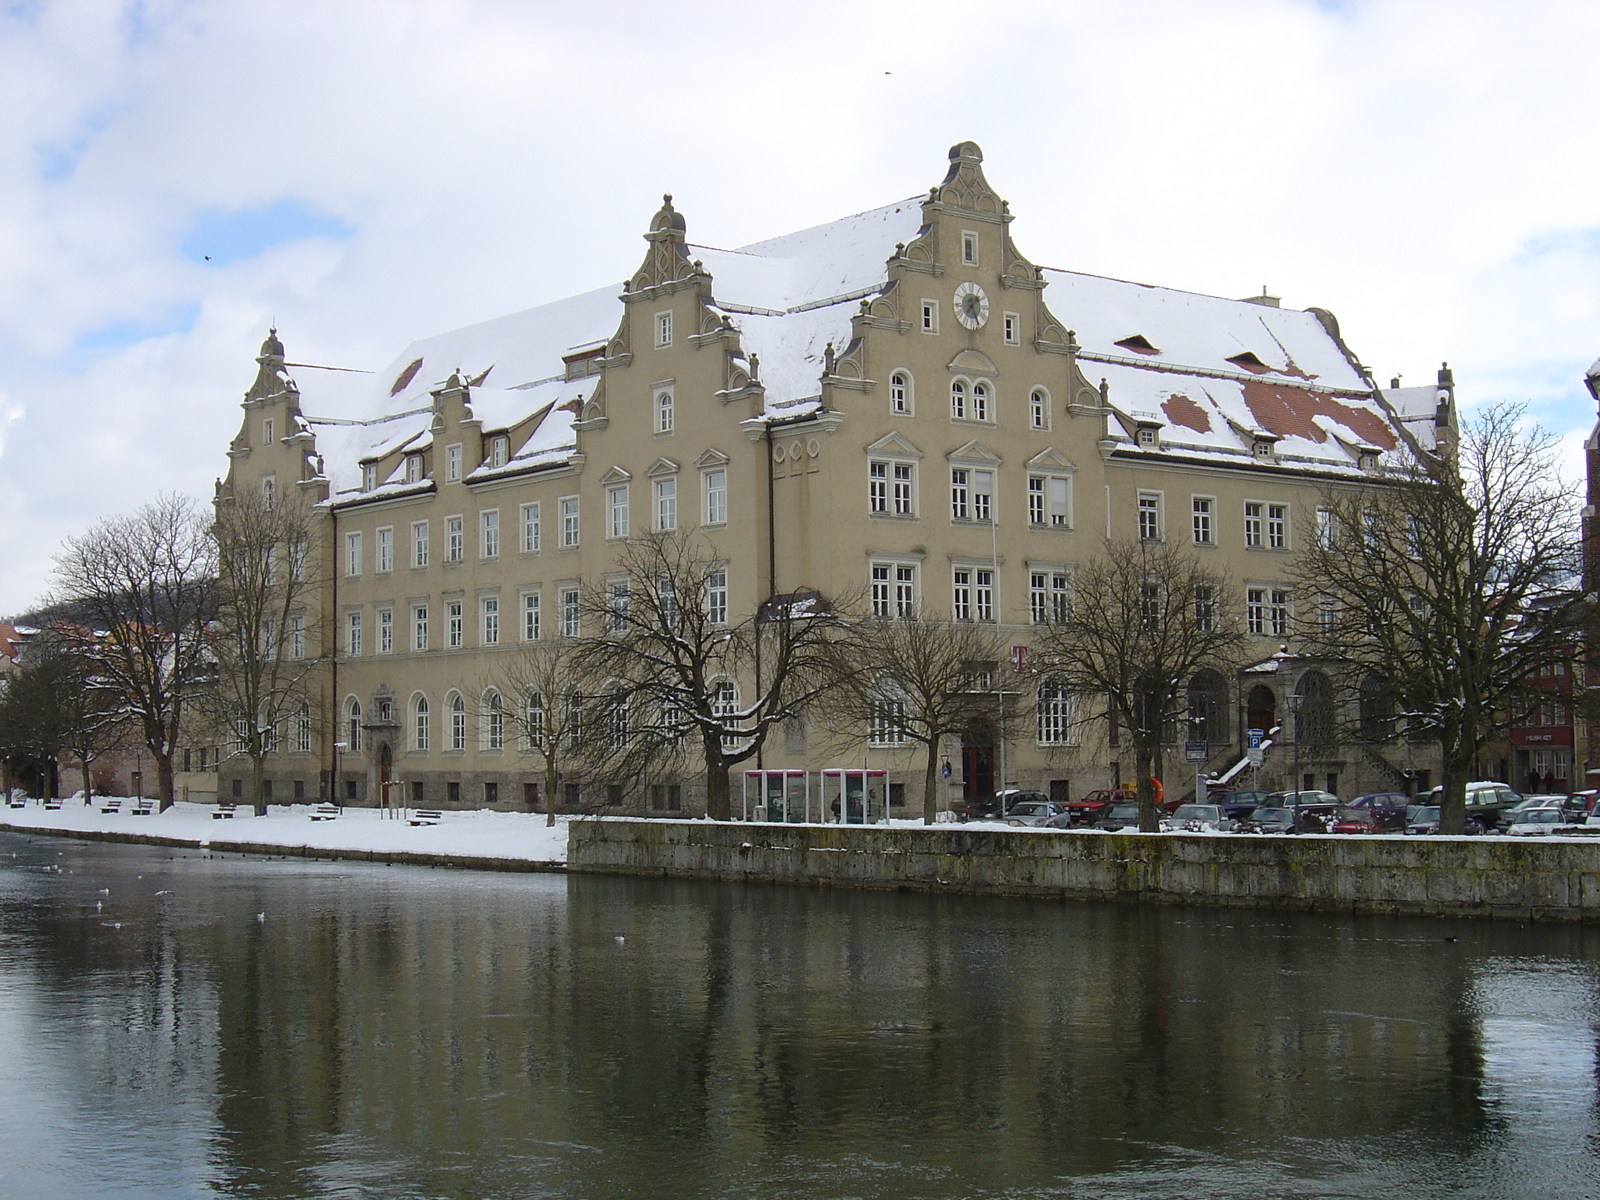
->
[217,142,1447,813]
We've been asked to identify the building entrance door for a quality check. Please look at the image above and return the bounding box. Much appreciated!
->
[378,743,392,812]
[962,744,994,811]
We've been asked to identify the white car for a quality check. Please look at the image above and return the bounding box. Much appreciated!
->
[1504,807,1576,836]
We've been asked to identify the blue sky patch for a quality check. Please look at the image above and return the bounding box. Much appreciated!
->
[72,302,199,358]
[181,199,354,266]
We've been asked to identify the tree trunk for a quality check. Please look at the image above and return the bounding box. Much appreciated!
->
[705,756,732,821]
[80,758,92,803]
[1437,750,1473,835]
[545,761,559,828]
[155,749,175,811]
[251,755,267,817]
[921,738,941,825]
[1136,743,1158,832]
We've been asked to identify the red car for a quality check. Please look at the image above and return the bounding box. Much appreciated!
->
[1061,788,1137,825]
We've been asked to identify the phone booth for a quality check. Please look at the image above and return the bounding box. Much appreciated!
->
[821,769,888,824]
[741,770,811,822]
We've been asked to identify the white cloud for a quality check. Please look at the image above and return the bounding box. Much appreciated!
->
[1,0,1598,613]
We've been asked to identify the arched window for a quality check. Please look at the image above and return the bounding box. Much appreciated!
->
[483,690,504,751]
[1358,674,1392,742]
[295,702,312,754]
[524,690,544,748]
[1187,669,1228,744]
[971,380,990,422]
[950,378,968,420]
[344,697,362,753]
[1295,670,1334,746]
[411,694,430,752]
[714,680,740,750]
[449,692,466,752]
[1246,685,1276,734]
[1037,678,1076,746]
[1030,386,1050,430]
[889,370,912,415]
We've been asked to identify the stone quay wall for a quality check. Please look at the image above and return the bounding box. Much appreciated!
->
[567,819,1600,922]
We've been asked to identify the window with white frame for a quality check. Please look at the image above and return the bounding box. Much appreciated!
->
[950,378,967,419]
[608,485,629,539]
[485,691,504,750]
[375,527,392,573]
[449,693,466,751]
[869,459,915,516]
[607,580,629,632]
[295,702,312,754]
[713,680,740,750]
[442,444,458,482]
[261,475,275,510]
[521,502,540,553]
[1140,582,1164,630]
[362,463,377,491]
[1027,473,1071,527]
[345,697,362,753]
[1246,587,1292,636]
[412,604,429,651]
[868,697,908,746]
[1267,503,1288,549]
[951,467,994,522]
[378,607,393,653]
[921,300,937,334]
[346,532,362,577]
[961,230,978,265]
[523,691,544,745]
[480,509,499,558]
[290,539,306,582]
[263,618,277,658]
[703,470,726,525]
[889,371,912,415]
[445,515,464,562]
[655,311,673,348]
[655,387,674,433]
[490,435,508,468]
[1318,593,1335,633]
[1244,502,1263,547]
[1003,312,1019,345]
[870,562,918,617]
[655,477,677,531]
[1037,679,1077,745]
[1137,491,1162,541]
[522,591,540,641]
[1193,584,1216,632]
[560,496,580,547]
[971,381,990,422]
[1029,570,1070,623]
[1029,387,1049,430]
[263,417,274,444]
[952,568,994,622]
[481,595,499,645]
[412,695,429,751]
[1316,507,1334,549]
[289,614,305,660]
[706,568,728,625]
[447,600,463,648]
[412,520,429,568]
[1192,497,1214,545]
[560,587,580,638]
[346,611,362,656]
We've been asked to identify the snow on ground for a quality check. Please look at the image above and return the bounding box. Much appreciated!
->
[2,795,570,863]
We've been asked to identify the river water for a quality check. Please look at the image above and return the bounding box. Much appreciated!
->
[1,832,1597,1199]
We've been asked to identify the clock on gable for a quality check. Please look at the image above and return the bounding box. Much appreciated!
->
[953,281,990,330]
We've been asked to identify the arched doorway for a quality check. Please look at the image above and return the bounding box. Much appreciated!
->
[961,720,995,813]
[1246,685,1276,734]
[1294,670,1334,747]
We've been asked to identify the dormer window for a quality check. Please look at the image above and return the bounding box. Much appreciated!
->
[1359,452,1379,472]
[362,463,377,491]
[490,436,508,468]
[1137,428,1158,448]
[1253,440,1275,461]
[405,454,424,484]
[1227,352,1271,374]
[1114,334,1160,356]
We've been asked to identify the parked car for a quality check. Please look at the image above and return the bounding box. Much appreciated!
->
[1003,799,1064,827]
[1419,782,1522,830]
[1503,806,1582,836]
[1405,806,1442,835]
[1237,805,1297,834]
[965,789,1052,821]
[1330,793,1410,834]
[1061,788,1137,825]
[1091,802,1142,831]
[1216,790,1273,819]
[1160,803,1236,832]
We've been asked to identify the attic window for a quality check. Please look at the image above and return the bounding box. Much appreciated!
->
[1114,335,1160,356]
[1253,440,1275,461]
[1359,452,1379,472]
[563,349,603,381]
[490,436,509,468]
[405,454,424,484]
[1227,352,1271,374]
[362,463,377,491]
[391,358,424,396]
[1136,427,1159,448]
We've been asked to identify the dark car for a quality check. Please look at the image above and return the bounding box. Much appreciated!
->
[1237,804,1296,834]
[1091,802,1142,831]
[1331,793,1410,834]
[1218,790,1273,818]
[1419,782,1522,831]
[1061,788,1137,825]
[964,790,1052,821]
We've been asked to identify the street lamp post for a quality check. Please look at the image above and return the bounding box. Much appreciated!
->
[1288,688,1303,833]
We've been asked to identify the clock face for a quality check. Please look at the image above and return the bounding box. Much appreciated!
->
[954,281,989,330]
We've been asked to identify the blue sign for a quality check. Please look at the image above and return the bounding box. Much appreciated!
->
[1247,728,1264,750]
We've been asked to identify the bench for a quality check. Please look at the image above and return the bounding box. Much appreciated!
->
[409,809,443,827]
[43,797,63,810]
[7,796,27,809]
[131,799,156,816]
[310,803,341,821]
[99,799,122,815]
[212,803,238,820]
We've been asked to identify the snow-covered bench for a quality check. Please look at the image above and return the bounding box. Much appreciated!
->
[43,797,62,810]
[409,809,443,827]
[7,796,26,809]
[212,803,237,820]
[310,803,341,821]
[131,799,156,816]
[99,799,122,815]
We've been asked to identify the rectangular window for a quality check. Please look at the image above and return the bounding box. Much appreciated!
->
[1247,588,1265,635]
[346,532,361,577]
[405,453,422,484]
[656,388,673,433]
[1138,491,1162,541]
[655,477,677,531]
[952,568,994,621]
[961,230,978,265]
[1193,584,1215,632]
[362,463,376,491]
[1026,474,1071,528]
[703,470,726,525]
[447,600,463,648]
[480,509,499,558]
[445,444,461,481]
[1316,507,1333,549]
[481,596,499,645]
[608,581,629,632]
[869,699,908,746]
[377,527,393,573]
[706,568,728,625]
[871,563,917,617]
[560,587,580,638]
[1004,313,1019,345]
[951,469,968,520]
[263,417,274,444]
[521,502,540,553]
[1029,571,1070,624]
[1270,588,1291,636]
[869,461,889,514]
[1192,497,1213,545]
[346,611,362,656]
[1244,502,1263,547]
[413,604,429,651]
[490,436,508,468]
[1038,687,1076,746]
[379,607,393,653]
[290,539,306,581]
[446,516,464,563]
[656,311,672,347]
[560,496,580,547]
[1268,504,1288,550]
[412,521,429,568]
[289,614,304,659]
[921,300,937,334]
[522,591,540,641]
[1318,594,1335,633]
[608,485,629,539]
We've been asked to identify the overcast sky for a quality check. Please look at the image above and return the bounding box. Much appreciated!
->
[2,0,1597,617]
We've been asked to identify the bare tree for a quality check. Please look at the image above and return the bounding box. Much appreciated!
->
[490,639,596,827]
[818,613,1014,824]
[205,491,323,815]
[0,626,123,802]
[51,493,214,810]
[1034,539,1247,832]
[571,531,842,820]
[1294,401,1583,834]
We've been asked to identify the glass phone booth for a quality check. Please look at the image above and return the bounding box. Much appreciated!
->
[741,770,812,823]
[820,769,888,825]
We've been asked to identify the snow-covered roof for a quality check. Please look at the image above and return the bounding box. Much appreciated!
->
[1382,384,1448,453]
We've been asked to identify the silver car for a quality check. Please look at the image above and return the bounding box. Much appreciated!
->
[1160,803,1236,832]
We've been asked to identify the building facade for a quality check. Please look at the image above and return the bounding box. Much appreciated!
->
[217,142,1447,814]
